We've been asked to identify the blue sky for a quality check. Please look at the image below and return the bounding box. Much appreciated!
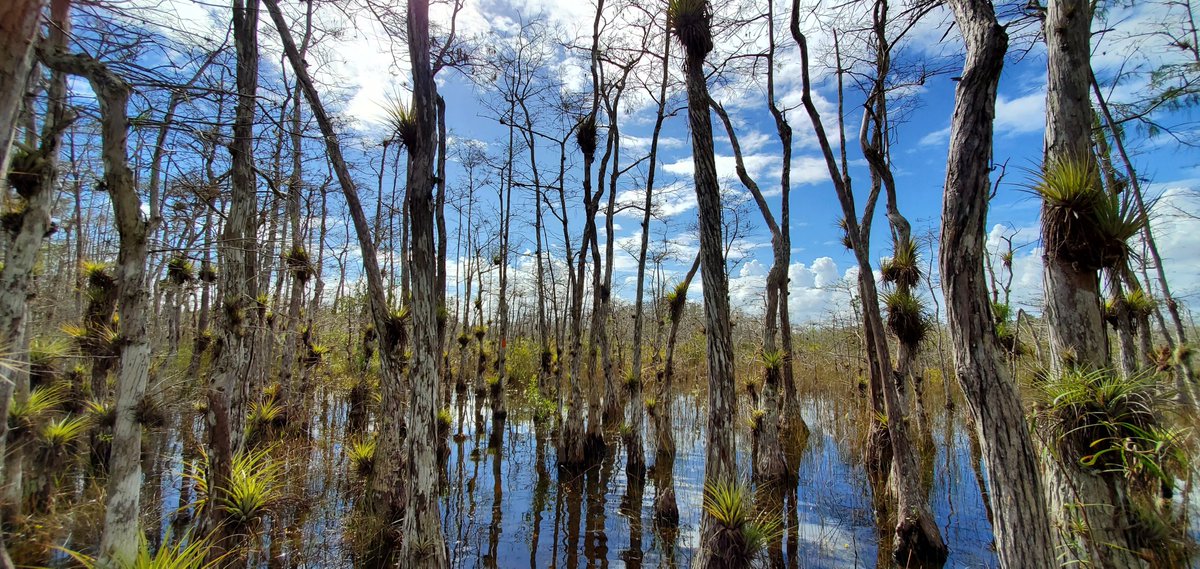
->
[139,0,1199,324]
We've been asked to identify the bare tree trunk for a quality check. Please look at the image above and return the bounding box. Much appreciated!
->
[280,0,313,431]
[40,39,151,567]
[628,20,671,482]
[400,0,450,564]
[0,5,50,565]
[790,1,944,562]
[710,102,787,484]
[0,0,44,176]
[264,0,411,546]
[674,7,738,565]
[654,254,699,527]
[939,1,1056,566]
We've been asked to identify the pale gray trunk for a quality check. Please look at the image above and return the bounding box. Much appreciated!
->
[399,0,449,565]
[1043,0,1107,372]
[0,6,51,565]
[40,41,151,567]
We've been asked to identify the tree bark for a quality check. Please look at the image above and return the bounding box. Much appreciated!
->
[399,0,450,565]
[263,0,411,540]
[39,41,152,568]
[676,9,738,566]
[0,4,50,564]
[1043,0,1107,372]
[939,1,1056,566]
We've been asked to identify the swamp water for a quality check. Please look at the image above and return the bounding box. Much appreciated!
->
[71,391,1001,568]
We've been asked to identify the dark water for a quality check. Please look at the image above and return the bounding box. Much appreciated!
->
[141,391,999,568]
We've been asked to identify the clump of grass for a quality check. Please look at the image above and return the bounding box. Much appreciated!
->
[347,436,377,478]
[883,289,928,345]
[61,533,224,569]
[701,479,780,566]
[186,447,280,526]
[219,449,280,525]
[880,237,921,289]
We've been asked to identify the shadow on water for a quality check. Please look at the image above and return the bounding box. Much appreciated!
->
[101,387,1009,568]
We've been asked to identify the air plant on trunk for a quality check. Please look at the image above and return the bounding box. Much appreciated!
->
[28,338,69,391]
[883,289,928,347]
[33,415,90,510]
[700,479,781,569]
[166,255,195,286]
[347,435,378,480]
[283,245,314,283]
[1035,157,1146,272]
[1034,367,1189,563]
[667,0,714,58]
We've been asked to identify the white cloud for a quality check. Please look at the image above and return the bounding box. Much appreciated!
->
[995,91,1046,136]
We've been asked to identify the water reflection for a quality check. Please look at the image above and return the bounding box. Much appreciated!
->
[125,389,1003,568]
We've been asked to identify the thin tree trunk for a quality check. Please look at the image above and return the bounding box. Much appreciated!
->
[0,5,52,565]
[264,0,411,544]
[628,20,671,482]
[938,1,1056,566]
[675,9,738,565]
[40,40,151,567]
[399,0,449,563]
